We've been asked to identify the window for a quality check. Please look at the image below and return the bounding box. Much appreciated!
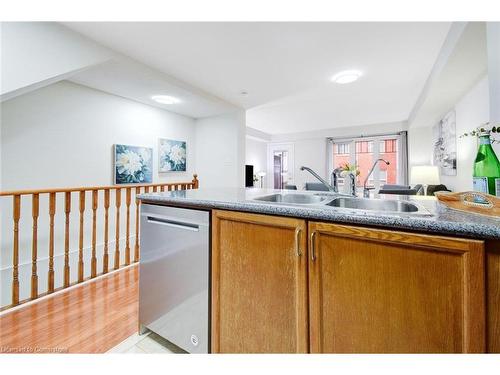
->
[380,139,396,153]
[334,143,350,155]
[330,132,407,191]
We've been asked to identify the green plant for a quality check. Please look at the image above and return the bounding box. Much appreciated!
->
[460,122,500,143]
[339,162,360,176]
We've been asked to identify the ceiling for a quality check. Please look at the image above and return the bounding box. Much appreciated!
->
[409,22,488,128]
[64,22,452,133]
[69,57,236,118]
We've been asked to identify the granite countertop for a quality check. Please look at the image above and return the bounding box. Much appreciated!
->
[138,188,500,240]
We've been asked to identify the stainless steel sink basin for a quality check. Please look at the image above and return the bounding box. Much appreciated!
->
[253,193,329,205]
[251,192,430,215]
[327,197,420,213]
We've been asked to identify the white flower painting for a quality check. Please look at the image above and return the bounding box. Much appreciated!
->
[114,144,153,184]
[433,110,457,176]
[159,139,187,172]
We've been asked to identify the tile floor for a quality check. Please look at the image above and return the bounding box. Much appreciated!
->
[107,331,186,354]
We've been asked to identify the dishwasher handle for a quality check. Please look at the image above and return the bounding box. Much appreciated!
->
[146,216,200,232]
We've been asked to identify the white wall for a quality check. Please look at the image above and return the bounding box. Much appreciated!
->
[1,80,197,190]
[487,22,500,122]
[0,80,198,306]
[245,137,267,185]
[408,76,498,192]
[195,110,246,188]
[444,76,491,191]
[408,126,434,167]
[1,22,113,101]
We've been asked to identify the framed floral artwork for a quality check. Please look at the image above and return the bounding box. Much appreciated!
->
[159,138,187,172]
[114,144,153,184]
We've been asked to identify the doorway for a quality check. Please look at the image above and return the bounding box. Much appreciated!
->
[273,150,289,189]
[267,143,294,189]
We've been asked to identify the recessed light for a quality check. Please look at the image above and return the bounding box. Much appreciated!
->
[331,70,363,84]
[151,95,180,105]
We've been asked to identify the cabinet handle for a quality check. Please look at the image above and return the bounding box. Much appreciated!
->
[295,228,302,257]
[310,231,317,261]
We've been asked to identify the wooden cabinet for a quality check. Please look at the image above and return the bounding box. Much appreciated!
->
[486,240,500,353]
[211,210,308,353]
[308,222,485,353]
[210,209,488,353]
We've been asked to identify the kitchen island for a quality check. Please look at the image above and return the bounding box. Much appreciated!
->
[138,188,500,354]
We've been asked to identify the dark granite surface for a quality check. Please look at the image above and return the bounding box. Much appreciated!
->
[138,188,500,240]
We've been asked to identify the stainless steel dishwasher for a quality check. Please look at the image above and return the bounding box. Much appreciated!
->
[139,203,210,353]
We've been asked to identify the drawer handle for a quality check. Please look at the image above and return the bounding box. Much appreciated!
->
[295,228,302,257]
[147,216,199,231]
[310,231,317,261]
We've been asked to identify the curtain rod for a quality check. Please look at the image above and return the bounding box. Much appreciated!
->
[327,131,407,143]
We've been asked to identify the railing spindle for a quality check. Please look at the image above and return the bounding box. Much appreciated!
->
[12,195,21,306]
[114,188,121,270]
[91,190,98,278]
[1,175,198,311]
[64,192,71,287]
[48,192,56,293]
[31,193,39,299]
[134,187,140,263]
[103,189,110,274]
[78,191,85,282]
[125,188,131,266]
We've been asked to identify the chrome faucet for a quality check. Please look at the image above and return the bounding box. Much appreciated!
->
[301,166,357,196]
[330,167,342,193]
[363,159,390,198]
[300,166,336,192]
[333,167,356,196]
[347,173,357,197]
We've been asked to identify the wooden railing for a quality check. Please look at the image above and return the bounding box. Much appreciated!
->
[0,174,199,311]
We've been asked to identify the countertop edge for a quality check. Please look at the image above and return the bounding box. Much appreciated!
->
[138,195,500,240]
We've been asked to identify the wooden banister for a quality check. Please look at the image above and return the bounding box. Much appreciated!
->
[78,191,86,283]
[0,175,199,311]
[31,193,39,299]
[48,192,56,293]
[114,188,121,270]
[0,180,198,196]
[12,195,21,306]
[91,190,98,278]
[125,188,131,266]
[103,189,110,274]
[134,187,140,263]
[64,192,71,287]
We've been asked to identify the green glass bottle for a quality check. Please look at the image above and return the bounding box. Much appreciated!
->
[473,132,500,196]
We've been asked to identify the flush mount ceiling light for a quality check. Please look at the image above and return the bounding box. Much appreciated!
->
[331,70,363,84]
[151,95,180,105]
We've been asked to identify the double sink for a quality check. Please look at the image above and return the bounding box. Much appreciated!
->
[252,192,430,215]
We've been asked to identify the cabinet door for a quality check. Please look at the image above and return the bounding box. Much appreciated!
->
[308,222,485,353]
[211,210,308,353]
[486,240,500,353]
